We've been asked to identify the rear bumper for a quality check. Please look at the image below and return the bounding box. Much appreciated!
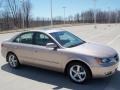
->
[1,47,7,58]
[91,62,119,78]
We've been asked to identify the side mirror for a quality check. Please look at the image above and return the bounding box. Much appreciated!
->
[46,43,57,49]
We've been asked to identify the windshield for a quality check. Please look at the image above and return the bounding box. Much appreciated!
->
[50,31,85,48]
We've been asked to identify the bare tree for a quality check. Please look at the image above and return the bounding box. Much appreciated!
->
[22,0,32,28]
[74,13,80,23]
[1,0,120,31]
[6,0,21,28]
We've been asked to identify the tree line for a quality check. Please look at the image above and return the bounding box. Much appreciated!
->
[75,9,120,23]
[0,0,120,31]
[0,0,31,30]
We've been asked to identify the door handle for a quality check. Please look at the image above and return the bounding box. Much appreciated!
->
[14,46,18,49]
[14,46,21,49]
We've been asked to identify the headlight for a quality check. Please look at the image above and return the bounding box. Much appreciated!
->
[101,58,111,63]
[95,58,111,64]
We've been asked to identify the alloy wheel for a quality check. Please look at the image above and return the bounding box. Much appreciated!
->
[8,54,19,68]
[69,65,87,83]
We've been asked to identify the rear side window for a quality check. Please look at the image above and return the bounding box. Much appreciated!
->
[14,32,34,44]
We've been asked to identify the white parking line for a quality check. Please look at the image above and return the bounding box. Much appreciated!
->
[107,35,120,45]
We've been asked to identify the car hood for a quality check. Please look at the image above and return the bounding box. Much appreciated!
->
[68,42,117,58]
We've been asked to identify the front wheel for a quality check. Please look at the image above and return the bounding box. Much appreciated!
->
[7,53,20,68]
[67,62,91,83]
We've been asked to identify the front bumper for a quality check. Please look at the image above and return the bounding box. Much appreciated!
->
[91,62,119,78]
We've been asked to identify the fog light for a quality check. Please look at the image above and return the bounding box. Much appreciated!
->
[105,71,112,76]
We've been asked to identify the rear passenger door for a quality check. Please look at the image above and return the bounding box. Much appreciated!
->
[13,32,35,64]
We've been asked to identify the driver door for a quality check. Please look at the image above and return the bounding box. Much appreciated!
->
[32,32,64,69]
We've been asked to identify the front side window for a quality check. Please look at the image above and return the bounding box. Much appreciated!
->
[34,33,53,46]
[50,31,85,48]
[14,32,34,44]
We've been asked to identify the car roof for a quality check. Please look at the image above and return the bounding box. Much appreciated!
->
[29,29,65,34]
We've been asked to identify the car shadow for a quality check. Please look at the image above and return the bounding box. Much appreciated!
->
[1,64,120,90]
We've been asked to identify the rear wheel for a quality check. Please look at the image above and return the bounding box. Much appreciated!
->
[67,62,91,83]
[7,53,20,68]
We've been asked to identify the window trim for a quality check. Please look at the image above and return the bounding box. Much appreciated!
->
[12,31,61,48]
[13,32,35,44]
[33,32,60,48]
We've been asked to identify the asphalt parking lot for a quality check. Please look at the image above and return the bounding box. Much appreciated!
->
[0,24,120,90]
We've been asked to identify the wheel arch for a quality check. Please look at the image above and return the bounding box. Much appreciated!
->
[6,51,16,62]
[64,60,92,77]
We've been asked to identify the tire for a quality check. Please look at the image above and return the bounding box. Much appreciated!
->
[67,62,91,84]
[7,53,20,68]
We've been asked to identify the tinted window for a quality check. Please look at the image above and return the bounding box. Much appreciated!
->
[34,33,53,46]
[14,32,34,44]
